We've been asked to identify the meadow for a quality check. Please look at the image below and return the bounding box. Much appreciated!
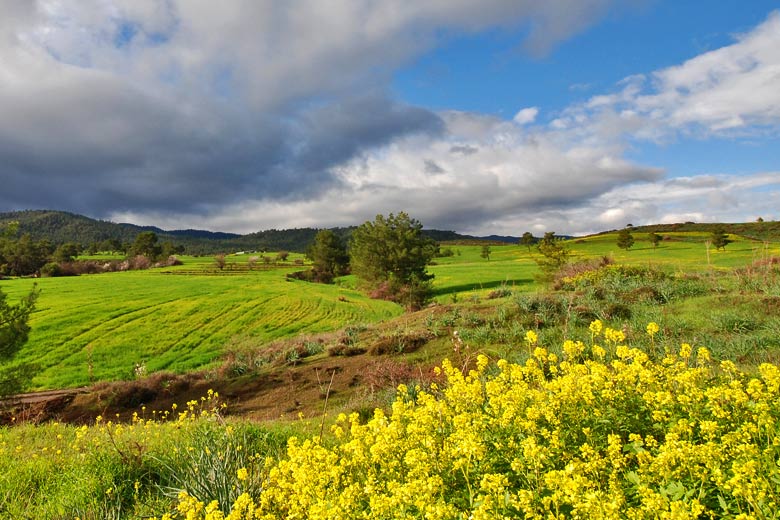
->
[0,255,401,389]
[1,231,777,390]
[2,229,780,518]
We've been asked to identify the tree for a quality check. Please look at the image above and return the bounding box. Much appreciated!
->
[53,242,81,263]
[480,244,491,261]
[648,232,661,248]
[100,238,122,253]
[711,227,731,251]
[616,228,635,250]
[0,234,49,276]
[349,212,436,309]
[520,232,535,252]
[307,230,349,283]
[534,232,570,282]
[0,285,39,395]
[130,231,162,260]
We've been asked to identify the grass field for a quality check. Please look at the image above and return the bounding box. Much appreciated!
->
[0,258,400,389]
[3,230,780,519]
[1,232,778,391]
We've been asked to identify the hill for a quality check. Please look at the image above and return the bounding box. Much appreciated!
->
[601,221,780,242]
[0,210,480,254]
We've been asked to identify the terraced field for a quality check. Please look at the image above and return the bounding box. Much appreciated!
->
[1,260,400,389]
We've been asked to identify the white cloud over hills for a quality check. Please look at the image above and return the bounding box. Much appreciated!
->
[1,2,778,235]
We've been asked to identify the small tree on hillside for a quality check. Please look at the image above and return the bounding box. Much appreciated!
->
[520,232,535,252]
[308,229,349,283]
[53,242,81,263]
[711,227,732,251]
[350,212,437,310]
[130,231,162,260]
[0,234,49,276]
[648,231,661,248]
[617,228,635,251]
[535,232,570,282]
[481,244,491,261]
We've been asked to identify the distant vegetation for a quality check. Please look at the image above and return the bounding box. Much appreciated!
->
[0,210,474,256]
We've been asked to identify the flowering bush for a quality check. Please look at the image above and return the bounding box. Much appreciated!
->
[164,323,780,519]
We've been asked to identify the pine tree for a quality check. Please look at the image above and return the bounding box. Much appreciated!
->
[711,227,731,250]
[617,228,635,250]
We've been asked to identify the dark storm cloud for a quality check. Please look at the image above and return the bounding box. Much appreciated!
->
[280,95,443,196]
[423,160,445,174]
[0,0,668,233]
[0,71,440,217]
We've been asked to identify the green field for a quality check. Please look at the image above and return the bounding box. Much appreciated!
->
[2,233,778,390]
[0,257,400,389]
[431,233,779,299]
[3,231,780,519]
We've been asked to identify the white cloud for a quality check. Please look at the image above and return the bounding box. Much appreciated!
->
[513,107,539,125]
[569,11,780,140]
[1,3,779,237]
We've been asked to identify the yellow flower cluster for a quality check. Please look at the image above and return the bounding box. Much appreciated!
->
[164,325,780,519]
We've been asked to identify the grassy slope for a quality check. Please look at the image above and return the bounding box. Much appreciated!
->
[2,231,778,391]
[1,256,401,389]
[3,228,780,519]
[570,231,777,269]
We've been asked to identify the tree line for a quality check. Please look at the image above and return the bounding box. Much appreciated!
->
[1,210,474,256]
[0,223,186,278]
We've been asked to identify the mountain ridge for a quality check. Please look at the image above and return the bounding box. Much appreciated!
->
[0,210,489,254]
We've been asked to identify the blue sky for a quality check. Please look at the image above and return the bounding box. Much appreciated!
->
[395,0,780,179]
[1,1,778,235]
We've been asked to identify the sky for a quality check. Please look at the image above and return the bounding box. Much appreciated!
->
[1,0,779,236]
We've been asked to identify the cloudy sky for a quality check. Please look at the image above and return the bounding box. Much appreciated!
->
[1,0,779,236]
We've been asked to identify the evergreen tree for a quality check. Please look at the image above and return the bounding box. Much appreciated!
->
[0,285,39,395]
[535,232,570,282]
[130,231,162,260]
[520,232,535,252]
[648,231,661,248]
[617,228,635,250]
[711,227,732,250]
[350,212,436,309]
[308,230,349,283]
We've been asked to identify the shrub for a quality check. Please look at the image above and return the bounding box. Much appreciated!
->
[40,262,64,277]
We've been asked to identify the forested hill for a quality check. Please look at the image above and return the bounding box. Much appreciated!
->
[0,210,478,254]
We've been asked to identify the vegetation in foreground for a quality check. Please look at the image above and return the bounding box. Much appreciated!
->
[2,222,780,517]
[3,324,779,519]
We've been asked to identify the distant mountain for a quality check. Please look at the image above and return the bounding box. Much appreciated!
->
[478,234,520,244]
[0,210,480,254]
